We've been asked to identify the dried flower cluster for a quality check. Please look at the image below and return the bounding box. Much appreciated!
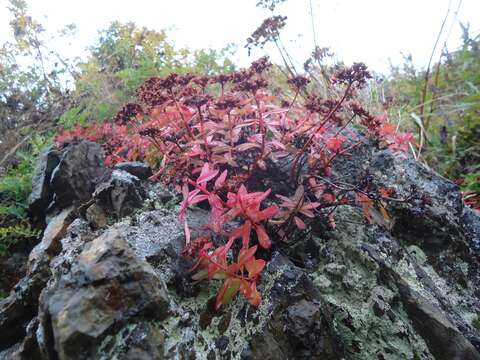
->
[245,16,287,53]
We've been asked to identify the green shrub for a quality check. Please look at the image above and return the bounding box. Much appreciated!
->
[0,223,41,256]
[384,30,480,195]
[0,133,51,255]
[64,22,236,128]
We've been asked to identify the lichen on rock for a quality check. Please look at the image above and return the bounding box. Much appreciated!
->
[1,139,479,359]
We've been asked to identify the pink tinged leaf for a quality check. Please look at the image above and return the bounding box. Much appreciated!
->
[182,183,189,199]
[187,189,201,201]
[246,282,262,307]
[269,140,287,150]
[208,205,226,233]
[229,221,252,248]
[251,205,279,222]
[214,170,228,190]
[208,193,223,209]
[242,221,252,248]
[235,143,261,152]
[256,159,267,171]
[238,184,248,197]
[238,245,258,266]
[254,224,271,249]
[301,202,321,210]
[252,188,271,203]
[196,163,219,184]
[226,192,238,207]
[245,258,266,278]
[299,209,315,218]
[275,194,295,207]
[190,194,208,206]
[224,207,242,222]
[229,225,244,242]
[294,216,307,230]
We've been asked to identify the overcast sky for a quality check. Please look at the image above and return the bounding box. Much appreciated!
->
[0,0,479,74]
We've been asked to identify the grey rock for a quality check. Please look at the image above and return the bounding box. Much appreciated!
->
[27,206,75,273]
[396,275,480,360]
[5,131,480,359]
[38,229,170,360]
[97,322,164,360]
[0,251,28,299]
[0,208,75,351]
[94,169,144,217]
[85,203,108,229]
[50,141,107,209]
[114,161,153,180]
[11,317,41,360]
[27,146,61,220]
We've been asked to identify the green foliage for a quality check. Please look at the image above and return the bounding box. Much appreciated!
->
[0,134,50,254]
[472,317,480,330]
[462,171,480,194]
[384,29,480,193]
[0,223,41,256]
[58,107,88,129]
[67,22,236,126]
[0,154,34,221]
[0,134,51,220]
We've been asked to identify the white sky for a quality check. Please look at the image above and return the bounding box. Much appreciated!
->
[0,0,479,74]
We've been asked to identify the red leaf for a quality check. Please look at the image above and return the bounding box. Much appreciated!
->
[229,221,252,248]
[379,122,395,137]
[254,224,271,249]
[245,258,266,278]
[238,245,257,266]
[326,136,345,152]
[240,281,262,307]
[250,205,278,222]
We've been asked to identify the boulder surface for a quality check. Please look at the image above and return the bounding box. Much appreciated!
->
[1,141,479,360]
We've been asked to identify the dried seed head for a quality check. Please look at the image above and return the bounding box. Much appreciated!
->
[287,75,311,90]
[183,94,212,108]
[332,63,371,88]
[113,103,143,125]
[250,56,272,74]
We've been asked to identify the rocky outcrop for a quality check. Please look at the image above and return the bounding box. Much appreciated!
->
[28,141,107,222]
[0,207,75,350]
[93,169,145,217]
[114,161,153,180]
[27,146,62,220]
[38,229,169,360]
[50,141,107,209]
[1,140,479,359]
